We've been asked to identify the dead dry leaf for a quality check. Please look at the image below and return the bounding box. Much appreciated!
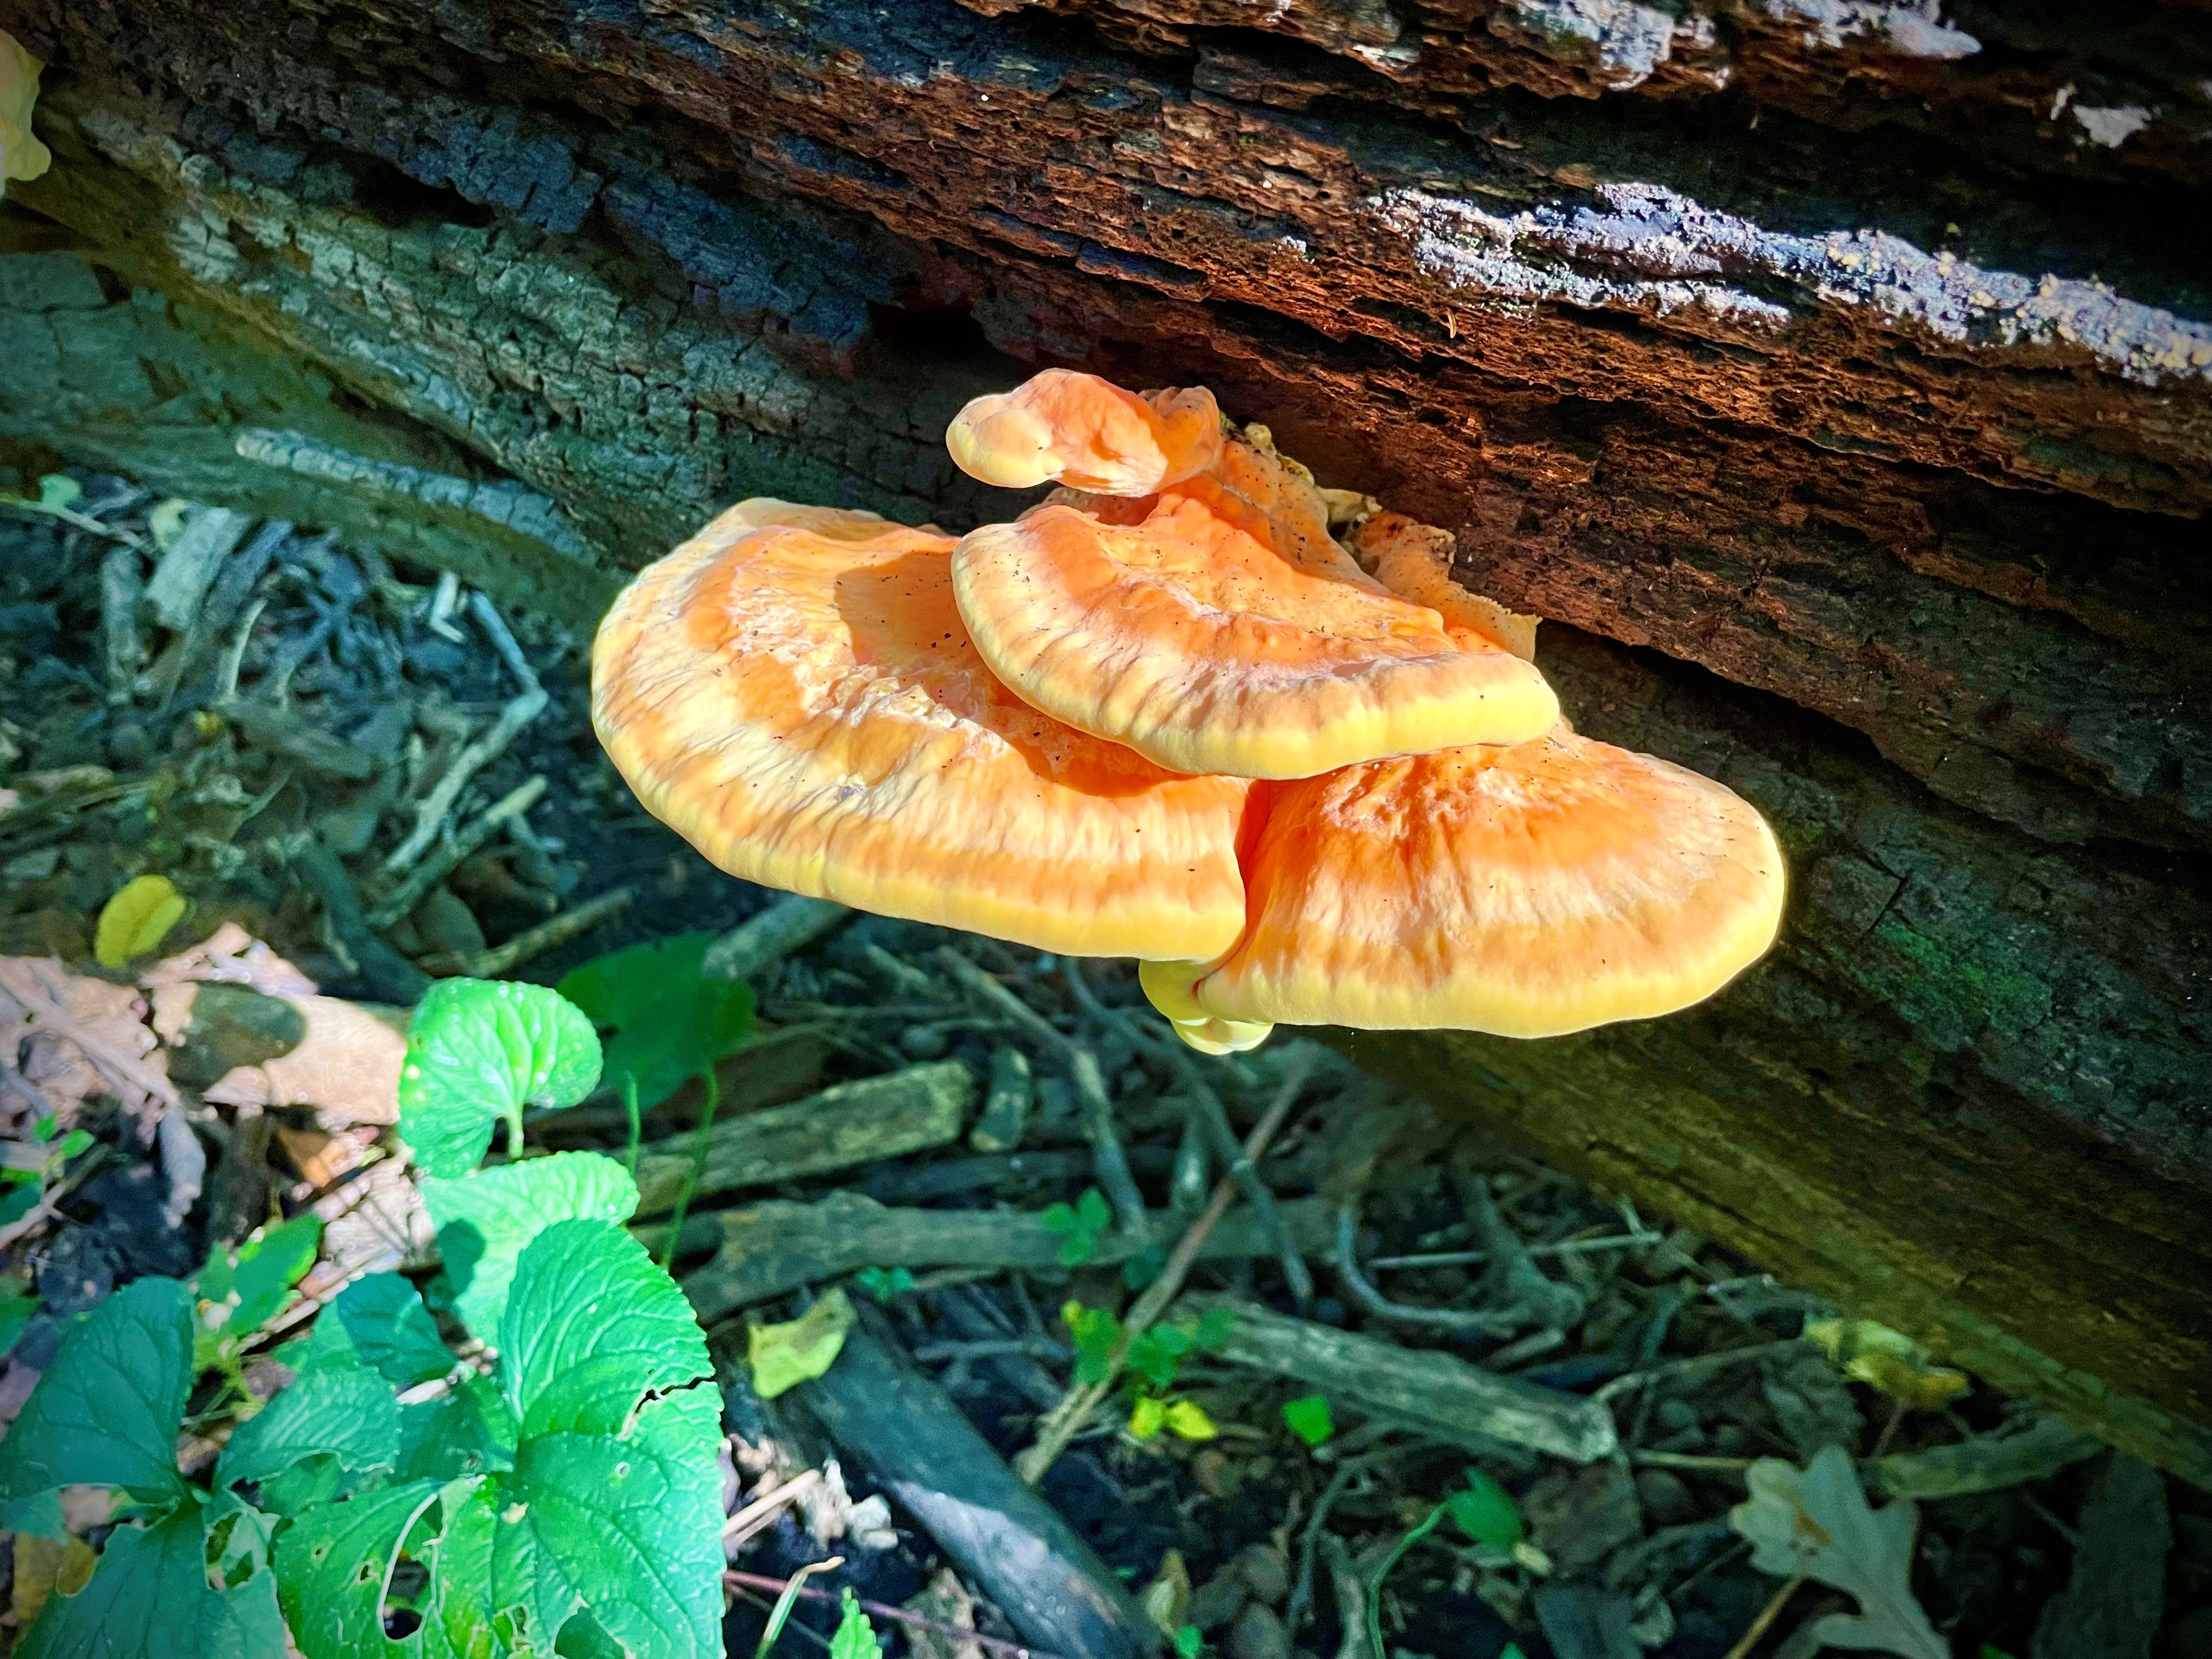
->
[0,956,175,1129]
[201,994,405,1125]
[143,921,317,1000]
[904,1567,986,1659]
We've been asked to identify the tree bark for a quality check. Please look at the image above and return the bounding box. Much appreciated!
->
[2,0,2206,1482]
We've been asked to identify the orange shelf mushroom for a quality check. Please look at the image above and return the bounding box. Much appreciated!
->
[591,373,1786,1057]
[591,501,1253,962]
[946,375,1558,778]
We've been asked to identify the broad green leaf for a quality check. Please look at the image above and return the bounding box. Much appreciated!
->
[501,1220,709,1437]
[276,1310,363,1374]
[0,1183,37,1230]
[95,873,188,969]
[557,935,755,1111]
[194,1213,323,1372]
[0,1276,190,1509]
[1173,1627,1203,1658]
[399,979,603,1177]
[1125,1331,1181,1390]
[332,1274,455,1387]
[19,1497,286,1659]
[216,1364,402,1496]
[1446,1471,1524,1551]
[1129,1396,1168,1440]
[1039,1203,1077,1234]
[746,1288,854,1400]
[276,1477,498,1659]
[208,1491,280,1586]
[1282,1395,1334,1448]
[423,1153,639,1341]
[490,1384,725,1659]
[1076,1189,1110,1232]
[396,1374,515,1483]
[830,1589,881,1659]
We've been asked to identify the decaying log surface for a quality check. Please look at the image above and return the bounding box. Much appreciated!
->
[2,0,2206,1481]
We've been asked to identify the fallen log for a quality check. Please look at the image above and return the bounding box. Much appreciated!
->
[677,1191,1336,1322]
[630,1060,972,1215]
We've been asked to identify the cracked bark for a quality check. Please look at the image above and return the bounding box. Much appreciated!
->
[1,0,2206,1483]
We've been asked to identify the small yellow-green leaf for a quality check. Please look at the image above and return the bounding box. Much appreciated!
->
[747,1288,855,1400]
[95,875,187,969]
[1163,1401,1217,1441]
[0,33,53,195]
[1804,1318,1971,1410]
[146,499,193,551]
[35,475,79,515]
[1128,1396,1167,1440]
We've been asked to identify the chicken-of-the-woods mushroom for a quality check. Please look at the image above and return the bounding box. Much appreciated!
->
[1,29,53,199]
[591,371,1787,1057]
[948,376,1558,778]
[591,501,1253,961]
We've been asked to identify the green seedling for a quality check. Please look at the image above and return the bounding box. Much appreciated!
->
[830,1588,882,1659]
[1127,1395,1218,1442]
[1282,1394,1334,1447]
[854,1265,917,1301]
[1039,1187,1111,1266]
[1,976,729,1659]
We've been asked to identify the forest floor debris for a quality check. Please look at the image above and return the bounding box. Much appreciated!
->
[0,476,2206,1658]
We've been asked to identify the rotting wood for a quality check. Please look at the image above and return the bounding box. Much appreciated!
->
[1177,1292,1618,1466]
[670,1190,1339,1322]
[630,1059,973,1216]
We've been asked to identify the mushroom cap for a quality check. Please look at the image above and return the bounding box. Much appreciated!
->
[592,501,1254,961]
[950,436,1560,779]
[1183,729,1786,1036]
[945,369,1224,494]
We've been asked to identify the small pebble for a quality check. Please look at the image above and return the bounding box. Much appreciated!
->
[1229,1542,1289,1606]
[1186,1575,1248,1632]
[1637,1468,1696,1526]
[1228,1603,1290,1659]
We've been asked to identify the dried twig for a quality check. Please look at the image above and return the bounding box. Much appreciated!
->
[1332,1201,1521,1338]
[416,885,632,978]
[366,774,548,930]
[385,595,545,872]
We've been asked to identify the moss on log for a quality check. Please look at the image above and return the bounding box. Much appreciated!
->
[1,0,2205,1483]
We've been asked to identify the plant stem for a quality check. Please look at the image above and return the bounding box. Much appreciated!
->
[623,1074,642,1179]
[1720,1575,1805,1659]
[662,1065,720,1269]
[751,1555,844,1659]
[1365,1500,1452,1659]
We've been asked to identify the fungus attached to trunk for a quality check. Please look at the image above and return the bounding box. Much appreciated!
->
[945,368,1223,494]
[1150,728,1787,1039]
[950,400,1558,778]
[591,501,1254,961]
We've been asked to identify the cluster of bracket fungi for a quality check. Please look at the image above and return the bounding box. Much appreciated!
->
[592,370,1785,1054]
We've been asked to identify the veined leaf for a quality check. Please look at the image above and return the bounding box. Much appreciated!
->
[95,874,188,969]
[830,1589,882,1659]
[1730,1444,1949,1659]
[194,1213,323,1372]
[215,1365,402,1499]
[330,1273,455,1387]
[396,1374,515,1484]
[276,1476,498,1659]
[420,1152,638,1340]
[0,1276,191,1511]
[500,1219,709,1438]
[490,1384,725,1659]
[557,934,755,1112]
[19,1496,287,1659]
[399,979,602,1178]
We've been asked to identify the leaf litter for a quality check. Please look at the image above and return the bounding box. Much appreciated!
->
[0,477,2199,1659]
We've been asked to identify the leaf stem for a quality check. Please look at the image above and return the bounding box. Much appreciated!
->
[753,1555,844,1659]
[662,1064,720,1269]
[1721,1574,1805,1659]
[1366,1500,1452,1659]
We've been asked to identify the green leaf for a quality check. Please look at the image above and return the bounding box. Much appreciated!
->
[0,1291,36,1355]
[1163,1400,1216,1441]
[194,1213,324,1372]
[20,1497,287,1659]
[1039,1203,1078,1234]
[747,1288,855,1401]
[421,1152,639,1340]
[216,1365,402,1498]
[1075,1188,1110,1231]
[1056,1231,1096,1268]
[1125,1331,1181,1391]
[1149,1325,1195,1358]
[0,1185,35,1230]
[276,1476,496,1659]
[490,1384,725,1659]
[1062,1303,1121,1386]
[396,1374,516,1484]
[853,1266,915,1302]
[1173,1626,1204,1659]
[36,475,82,514]
[1445,1471,1524,1551]
[277,1311,365,1376]
[1194,1308,1237,1350]
[331,1273,455,1387]
[400,979,603,1177]
[557,934,755,1112]
[830,1588,881,1659]
[502,1220,710,1437]
[1129,1395,1168,1440]
[0,1276,190,1509]
[1282,1395,1334,1448]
